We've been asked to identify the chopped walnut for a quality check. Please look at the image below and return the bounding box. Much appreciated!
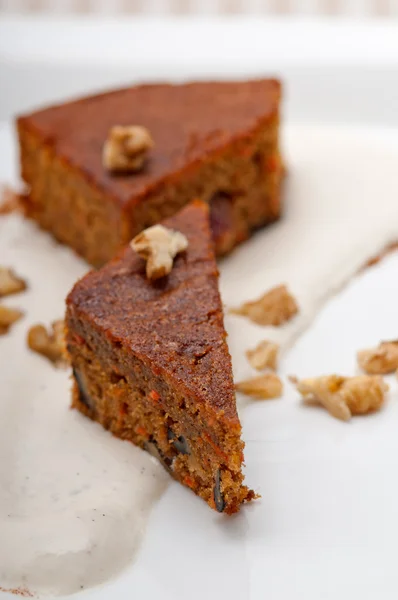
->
[27,320,67,366]
[235,373,283,400]
[0,305,24,335]
[131,224,188,280]
[0,266,27,297]
[230,284,298,326]
[246,340,279,371]
[357,340,398,374]
[290,374,388,421]
[103,125,154,172]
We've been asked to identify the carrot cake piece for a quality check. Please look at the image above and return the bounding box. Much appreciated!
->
[65,201,254,513]
[18,79,282,266]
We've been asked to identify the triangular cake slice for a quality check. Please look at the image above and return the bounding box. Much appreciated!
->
[66,201,254,513]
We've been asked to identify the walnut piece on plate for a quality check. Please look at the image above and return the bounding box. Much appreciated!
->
[131,225,188,280]
[27,320,67,367]
[0,266,27,297]
[0,305,24,335]
[291,374,388,421]
[103,125,154,172]
[357,340,398,374]
[246,339,279,371]
[235,373,283,400]
[230,284,298,326]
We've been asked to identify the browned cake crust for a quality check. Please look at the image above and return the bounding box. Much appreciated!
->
[65,201,255,514]
[18,79,282,266]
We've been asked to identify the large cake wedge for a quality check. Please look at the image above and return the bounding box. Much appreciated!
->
[18,79,282,266]
[65,201,254,513]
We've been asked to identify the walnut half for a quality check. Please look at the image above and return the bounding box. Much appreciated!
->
[291,374,388,421]
[131,225,188,280]
[103,125,154,173]
[230,284,298,326]
[27,320,67,367]
[235,373,283,400]
[357,340,398,375]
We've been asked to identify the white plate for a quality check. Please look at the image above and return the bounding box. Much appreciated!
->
[2,17,398,600]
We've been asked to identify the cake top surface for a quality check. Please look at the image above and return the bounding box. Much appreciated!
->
[19,79,280,206]
[66,200,239,424]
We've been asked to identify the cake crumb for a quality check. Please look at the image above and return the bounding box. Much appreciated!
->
[290,374,388,421]
[0,305,24,335]
[0,266,27,297]
[131,225,188,280]
[246,340,279,371]
[0,587,33,597]
[27,319,67,367]
[103,125,154,172]
[235,373,283,399]
[0,184,23,215]
[363,242,398,270]
[230,284,298,326]
[357,340,398,374]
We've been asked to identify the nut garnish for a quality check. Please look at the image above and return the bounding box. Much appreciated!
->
[357,340,398,374]
[246,340,279,371]
[103,125,154,172]
[235,373,283,400]
[0,267,27,297]
[131,224,188,280]
[290,374,388,421]
[27,320,67,366]
[230,284,298,326]
[0,305,24,335]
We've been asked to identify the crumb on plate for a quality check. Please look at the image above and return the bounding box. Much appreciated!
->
[0,305,24,335]
[0,266,27,297]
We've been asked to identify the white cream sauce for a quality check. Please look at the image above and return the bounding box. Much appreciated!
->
[0,211,168,597]
[2,122,398,596]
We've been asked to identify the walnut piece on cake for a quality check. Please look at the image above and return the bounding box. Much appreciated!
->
[0,305,24,335]
[235,373,283,399]
[103,125,154,172]
[0,267,27,297]
[230,284,298,326]
[131,224,188,280]
[357,340,398,374]
[291,374,388,421]
[246,339,279,371]
[27,319,67,366]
